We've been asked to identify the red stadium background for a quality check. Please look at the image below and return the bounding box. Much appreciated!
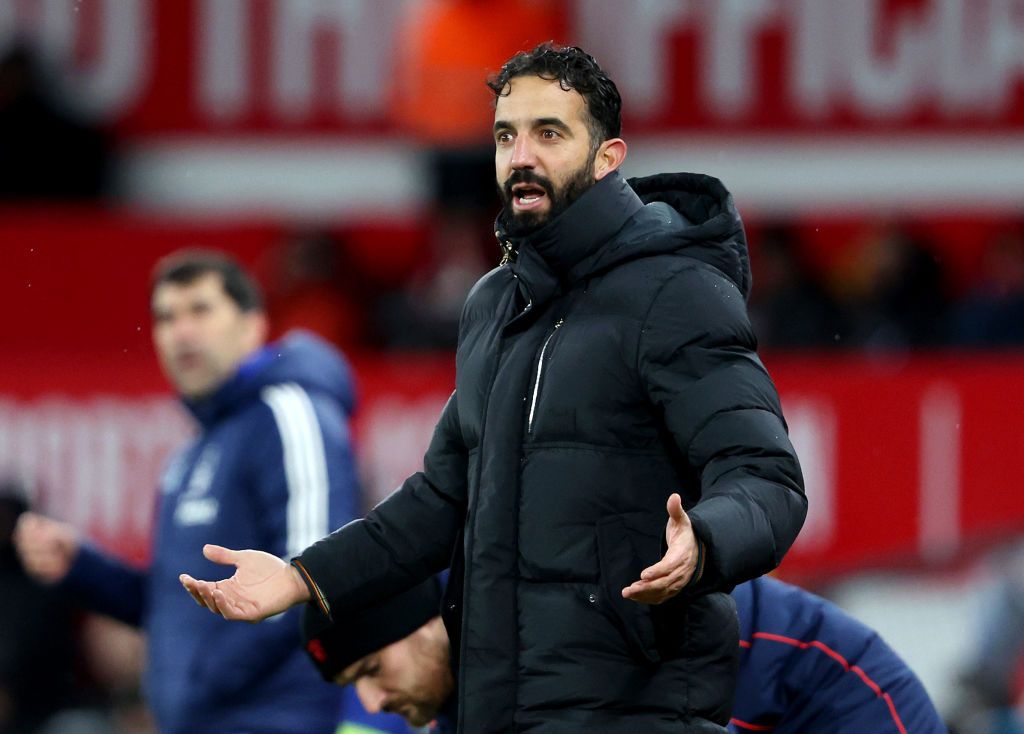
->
[2,0,1024,726]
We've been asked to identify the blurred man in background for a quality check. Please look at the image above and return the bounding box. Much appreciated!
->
[15,251,361,734]
[303,577,945,734]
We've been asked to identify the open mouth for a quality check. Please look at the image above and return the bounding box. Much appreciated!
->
[512,183,548,212]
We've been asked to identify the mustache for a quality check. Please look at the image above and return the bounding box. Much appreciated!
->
[502,169,555,201]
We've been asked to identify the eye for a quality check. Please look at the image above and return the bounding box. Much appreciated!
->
[496,131,513,145]
[541,129,560,140]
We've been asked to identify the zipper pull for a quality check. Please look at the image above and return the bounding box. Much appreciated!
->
[496,231,517,265]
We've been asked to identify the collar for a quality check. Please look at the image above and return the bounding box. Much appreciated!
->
[183,345,273,427]
[495,171,644,316]
[496,171,644,279]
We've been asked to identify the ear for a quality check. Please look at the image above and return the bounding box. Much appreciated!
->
[593,138,627,181]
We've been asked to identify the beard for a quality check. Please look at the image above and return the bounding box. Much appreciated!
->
[498,152,598,238]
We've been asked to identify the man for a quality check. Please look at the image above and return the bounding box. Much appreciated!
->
[302,578,452,734]
[15,251,360,734]
[182,44,807,732]
[308,577,946,734]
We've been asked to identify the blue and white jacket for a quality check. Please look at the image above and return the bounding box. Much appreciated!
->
[64,331,360,734]
[730,576,947,734]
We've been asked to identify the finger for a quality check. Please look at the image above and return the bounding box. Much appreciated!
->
[193,579,224,614]
[666,493,685,522]
[203,544,241,566]
[634,564,692,593]
[213,588,257,622]
[179,574,209,609]
[181,576,214,611]
[633,574,674,594]
[624,576,684,604]
[622,583,666,604]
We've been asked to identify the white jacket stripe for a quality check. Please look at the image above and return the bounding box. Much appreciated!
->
[261,383,329,558]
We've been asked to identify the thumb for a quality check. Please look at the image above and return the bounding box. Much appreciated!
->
[203,544,240,566]
[666,493,687,524]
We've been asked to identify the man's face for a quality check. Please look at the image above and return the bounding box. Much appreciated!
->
[338,625,453,727]
[151,273,265,400]
[494,75,599,236]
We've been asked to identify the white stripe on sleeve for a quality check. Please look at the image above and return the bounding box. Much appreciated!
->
[261,383,330,558]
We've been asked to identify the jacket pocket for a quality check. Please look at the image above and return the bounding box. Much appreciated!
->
[441,527,465,669]
[595,513,662,664]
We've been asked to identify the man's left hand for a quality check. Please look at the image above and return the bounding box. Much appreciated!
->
[621,493,698,605]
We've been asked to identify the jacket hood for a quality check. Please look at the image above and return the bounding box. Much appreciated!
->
[496,171,752,304]
[625,172,751,298]
[183,330,355,428]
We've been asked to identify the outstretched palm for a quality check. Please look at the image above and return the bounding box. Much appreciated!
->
[621,493,698,605]
[180,544,310,622]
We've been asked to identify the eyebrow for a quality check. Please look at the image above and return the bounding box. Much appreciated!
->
[493,117,574,136]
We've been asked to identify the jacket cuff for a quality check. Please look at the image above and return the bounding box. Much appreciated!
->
[291,558,331,620]
[686,539,707,588]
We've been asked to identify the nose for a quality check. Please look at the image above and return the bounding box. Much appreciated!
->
[510,134,537,170]
[355,678,388,715]
[164,311,198,343]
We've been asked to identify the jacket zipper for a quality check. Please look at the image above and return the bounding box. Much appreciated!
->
[527,318,563,434]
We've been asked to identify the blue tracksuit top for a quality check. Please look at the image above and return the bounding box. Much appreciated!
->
[63,330,359,734]
[729,576,947,734]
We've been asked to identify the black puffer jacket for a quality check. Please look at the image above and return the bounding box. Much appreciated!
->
[298,171,806,733]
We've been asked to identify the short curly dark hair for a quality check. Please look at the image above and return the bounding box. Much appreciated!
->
[487,43,622,147]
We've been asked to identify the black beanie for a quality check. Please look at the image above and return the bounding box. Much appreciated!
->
[301,577,442,681]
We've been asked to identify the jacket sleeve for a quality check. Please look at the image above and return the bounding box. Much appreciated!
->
[62,544,147,627]
[185,384,362,702]
[732,578,946,734]
[638,262,806,593]
[295,390,468,618]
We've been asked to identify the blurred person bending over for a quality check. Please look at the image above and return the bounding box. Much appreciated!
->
[730,576,945,733]
[182,44,807,733]
[304,577,944,734]
[303,579,452,734]
[16,252,360,734]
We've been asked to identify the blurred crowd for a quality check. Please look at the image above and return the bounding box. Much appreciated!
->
[257,217,1024,354]
[748,224,1024,353]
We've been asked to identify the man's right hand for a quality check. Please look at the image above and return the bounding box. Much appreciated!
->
[179,544,311,622]
[13,512,80,584]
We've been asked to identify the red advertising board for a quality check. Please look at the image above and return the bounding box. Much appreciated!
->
[4,0,1024,137]
[2,347,1023,580]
